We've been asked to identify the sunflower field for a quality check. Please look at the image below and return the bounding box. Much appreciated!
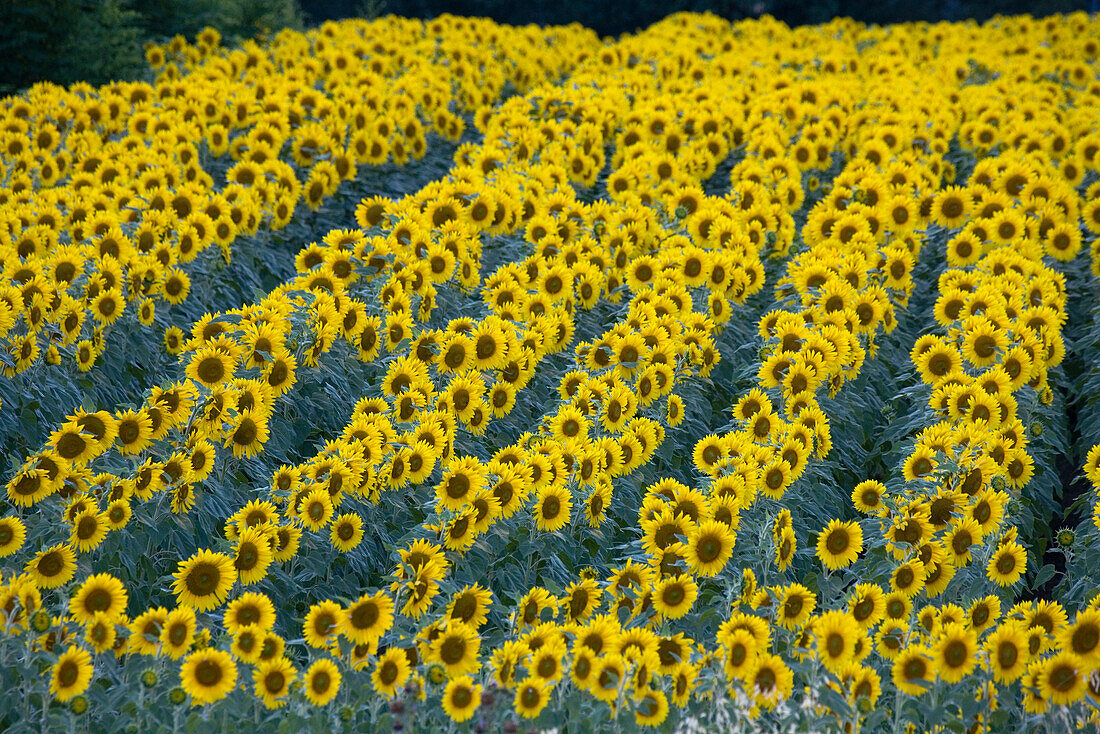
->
[2,9,1100,733]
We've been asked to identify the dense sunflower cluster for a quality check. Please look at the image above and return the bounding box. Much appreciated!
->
[0,17,592,377]
[2,10,1100,733]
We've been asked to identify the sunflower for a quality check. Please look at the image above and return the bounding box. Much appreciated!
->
[67,509,109,555]
[714,625,756,680]
[1037,651,1087,705]
[231,627,264,664]
[652,574,698,620]
[985,622,1028,682]
[776,584,816,629]
[961,318,1008,369]
[816,519,863,569]
[27,543,77,589]
[172,549,236,611]
[590,654,627,703]
[234,527,273,585]
[987,541,1026,586]
[914,340,961,384]
[369,647,409,699]
[49,423,98,465]
[303,599,343,650]
[115,409,154,456]
[341,590,393,647]
[933,622,978,683]
[303,658,341,706]
[320,511,362,553]
[69,573,128,624]
[0,515,26,556]
[84,614,117,653]
[584,480,612,528]
[298,487,334,531]
[50,646,93,702]
[534,485,572,532]
[224,592,276,634]
[187,347,235,389]
[224,411,269,459]
[549,405,589,443]
[439,676,480,722]
[435,456,486,511]
[774,527,797,572]
[814,610,861,672]
[181,649,237,705]
[892,647,933,696]
[529,638,568,683]
[514,677,550,718]
[250,657,294,710]
[160,606,197,659]
[431,621,480,678]
[402,440,438,486]
[446,584,492,629]
[848,583,886,629]
[685,520,736,576]
[747,653,794,708]
[931,186,972,228]
[634,686,669,726]
[1059,608,1100,667]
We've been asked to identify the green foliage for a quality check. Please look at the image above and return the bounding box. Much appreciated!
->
[0,0,304,93]
[60,0,146,85]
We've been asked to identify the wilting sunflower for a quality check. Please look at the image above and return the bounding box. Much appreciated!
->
[180,649,237,705]
[303,658,341,706]
[50,646,93,702]
[172,549,236,611]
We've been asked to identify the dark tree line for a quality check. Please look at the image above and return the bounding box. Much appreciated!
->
[0,0,1093,93]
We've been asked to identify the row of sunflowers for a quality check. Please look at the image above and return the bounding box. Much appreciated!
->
[2,9,1100,733]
